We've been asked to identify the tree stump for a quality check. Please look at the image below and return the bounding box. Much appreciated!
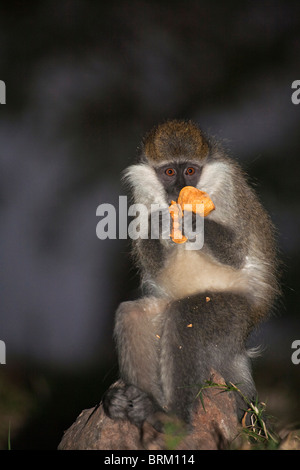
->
[58,373,240,450]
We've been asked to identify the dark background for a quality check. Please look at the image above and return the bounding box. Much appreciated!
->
[0,0,299,449]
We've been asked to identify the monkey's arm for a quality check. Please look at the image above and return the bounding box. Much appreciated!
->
[136,214,245,277]
[133,208,174,279]
[133,238,166,275]
[201,218,246,268]
[180,210,246,269]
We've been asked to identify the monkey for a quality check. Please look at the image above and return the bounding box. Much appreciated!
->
[102,119,279,429]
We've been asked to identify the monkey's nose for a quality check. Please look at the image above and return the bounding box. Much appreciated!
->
[168,185,188,204]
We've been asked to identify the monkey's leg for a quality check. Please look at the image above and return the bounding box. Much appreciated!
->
[160,292,257,424]
[103,297,168,426]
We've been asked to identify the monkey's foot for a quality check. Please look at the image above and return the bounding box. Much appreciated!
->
[102,383,161,428]
[102,383,129,421]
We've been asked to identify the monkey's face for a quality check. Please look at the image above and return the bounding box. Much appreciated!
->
[154,162,202,204]
[141,120,209,204]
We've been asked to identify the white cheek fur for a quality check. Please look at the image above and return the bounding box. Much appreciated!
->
[197,160,235,224]
[124,164,167,208]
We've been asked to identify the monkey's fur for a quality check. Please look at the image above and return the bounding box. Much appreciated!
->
[103,120,279,428]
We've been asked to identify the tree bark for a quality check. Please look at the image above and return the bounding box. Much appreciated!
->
[58,373,239,450]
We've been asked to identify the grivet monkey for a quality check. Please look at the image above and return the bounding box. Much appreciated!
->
[103,120,279,428]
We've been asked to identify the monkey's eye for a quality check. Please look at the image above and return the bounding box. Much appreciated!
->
[185,167,195,175]
[165,168,176,176]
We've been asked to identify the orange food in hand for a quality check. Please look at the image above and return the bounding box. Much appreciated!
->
[169,186,215,244]
[169,201,188,244]
[177,186,215,217]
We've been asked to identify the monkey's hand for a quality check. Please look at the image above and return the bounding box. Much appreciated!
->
[169,187,215,244]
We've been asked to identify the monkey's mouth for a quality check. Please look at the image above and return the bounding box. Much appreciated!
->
[167,197,177,206]
[166,188,186,205]
[167,185,196,206]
